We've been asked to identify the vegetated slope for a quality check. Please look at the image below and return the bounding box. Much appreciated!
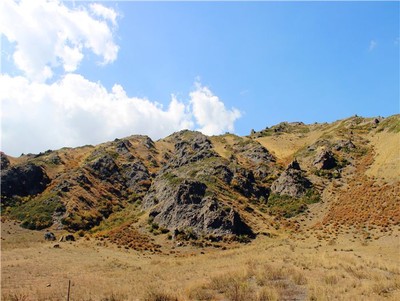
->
[1,115,399,248]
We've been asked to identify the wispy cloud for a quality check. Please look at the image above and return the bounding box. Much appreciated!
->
[368,40,377,51]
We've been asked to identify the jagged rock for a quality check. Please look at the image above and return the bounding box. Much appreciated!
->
[115,140,132,154]
[1,152,10,170]
[144,179,253,237]
[236,141,275,165]
[166,132,218,168]
[85,154,121,183]
[271,160,312,198]
[48,155,63,165]
[122,161,150,190]
[334,140,356,151]
[210,164,234,185]
[1,163,50,197]
[313,150,337,170]
[143,136,155,149]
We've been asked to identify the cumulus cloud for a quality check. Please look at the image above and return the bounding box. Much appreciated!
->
[0,75,241,156]
[190,83,241,136]
[0,0,119,82]
[0,74,193,155]
[0,1,242,156]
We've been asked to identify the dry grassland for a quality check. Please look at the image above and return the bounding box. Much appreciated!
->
[2,221,399,301]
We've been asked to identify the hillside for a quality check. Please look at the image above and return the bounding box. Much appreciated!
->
[1,115,399,241]
[1,114,399,300]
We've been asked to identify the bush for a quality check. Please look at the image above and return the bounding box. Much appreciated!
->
[10,194,65,230]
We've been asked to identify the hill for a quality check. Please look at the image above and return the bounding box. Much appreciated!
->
[1,115,399,241]
[1,115,399,300]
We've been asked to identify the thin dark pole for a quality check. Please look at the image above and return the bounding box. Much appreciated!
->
[67,280,71,301]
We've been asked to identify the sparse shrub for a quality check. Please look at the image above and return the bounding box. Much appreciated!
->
[236,234,251,244]
[101,292,127,301]
[291,270,308,285]
[10,193,64,230]
[3,293,29,301]
[144,290,179,301]
[256,287,279,301]
[324,274,339,285]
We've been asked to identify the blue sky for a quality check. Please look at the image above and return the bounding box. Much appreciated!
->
[1,0,399,156]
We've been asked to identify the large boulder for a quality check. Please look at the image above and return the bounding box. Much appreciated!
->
[144,179,253,237]
[1,163,50,197]
[313,150,337,170]
[271,160,312,198]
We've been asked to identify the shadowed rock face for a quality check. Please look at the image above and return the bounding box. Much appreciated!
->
[1,153,10,170]
[144,179,253,237]
[271,160,312,198]
[1,163,50,197]
[313,150,337,170]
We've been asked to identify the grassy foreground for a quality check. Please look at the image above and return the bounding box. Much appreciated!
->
[1,220,399,301]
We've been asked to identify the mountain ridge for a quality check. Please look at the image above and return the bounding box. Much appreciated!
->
[1,114,399,248]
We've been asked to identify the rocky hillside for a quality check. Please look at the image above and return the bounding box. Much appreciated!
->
[1,115,399,246]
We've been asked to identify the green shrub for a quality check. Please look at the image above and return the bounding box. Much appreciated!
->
[10,193,64,230]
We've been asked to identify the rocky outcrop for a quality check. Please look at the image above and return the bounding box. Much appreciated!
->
[334,140,356,152]
[234,141,276,179]
[144,179,253,237]
[122,161,150,191]
[271,160,312,198]
[313,150,337,170]
[1,152,10,170]
[1,163,50,197]
[85,153,122,183]
[165,131,218,168]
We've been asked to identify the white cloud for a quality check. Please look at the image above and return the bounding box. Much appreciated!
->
[90,3,118,26]
[0,1,242,156]
[0,0,119,82]
[190,83,241,136]
[0,74,194,155]
[369,40,377,51]
[0,75,241,156]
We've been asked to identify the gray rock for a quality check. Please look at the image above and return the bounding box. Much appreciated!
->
[165,131,218,168]
[334,140,356,151]
[313,150,337,170]
[122,161,150,190]
[1,152,10,170]
[144,178,253,237]
[85,153,121,183]
[271,160,312,198]
[44,232,56,241]
[1,163,50,197]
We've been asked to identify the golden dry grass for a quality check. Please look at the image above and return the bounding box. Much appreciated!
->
[2,221,399,301]
[365,131,400,181]
[255,130,325,164]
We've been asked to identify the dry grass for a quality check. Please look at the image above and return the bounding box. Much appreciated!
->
[2,221,399,301]
[366,131,400,180]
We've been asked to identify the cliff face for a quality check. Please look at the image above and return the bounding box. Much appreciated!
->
[1,115,399,241]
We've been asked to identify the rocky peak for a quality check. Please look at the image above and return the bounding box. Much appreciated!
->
[165,131,219,168]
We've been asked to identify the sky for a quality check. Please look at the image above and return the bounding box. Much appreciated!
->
[0,0,399,157]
